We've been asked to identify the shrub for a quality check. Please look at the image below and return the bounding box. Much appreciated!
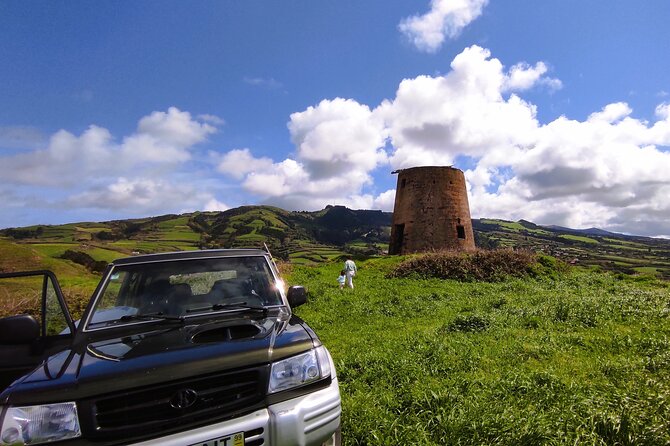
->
[444,314,491,333]
[388,249,545,282]
[59,250,107,274]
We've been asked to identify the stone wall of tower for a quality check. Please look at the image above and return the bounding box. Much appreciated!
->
[388,166,475,255]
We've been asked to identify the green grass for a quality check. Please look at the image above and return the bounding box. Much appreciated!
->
[480,219,551,236]
[603,238,649,248]
[289,258,670,445]
[633,266,660,276]
[159,230,201,242]
[559,234,599,244]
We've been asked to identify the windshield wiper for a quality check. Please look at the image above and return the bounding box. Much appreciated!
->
[185,302,269,316]
[118,313,185,324]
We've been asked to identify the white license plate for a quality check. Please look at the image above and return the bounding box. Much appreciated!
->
[190,431,244,446]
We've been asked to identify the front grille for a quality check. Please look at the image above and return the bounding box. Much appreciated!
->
[246,427,265,445]
[80,366,268,440]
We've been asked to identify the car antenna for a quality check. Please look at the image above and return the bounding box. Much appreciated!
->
[263,242,278,269]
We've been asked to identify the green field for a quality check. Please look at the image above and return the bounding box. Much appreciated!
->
[558,234,599,244]
[3,234,670,444]
[289,258,670,445]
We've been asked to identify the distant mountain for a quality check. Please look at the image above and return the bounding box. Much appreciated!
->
[544,225,618,237]
[2,206,670,278]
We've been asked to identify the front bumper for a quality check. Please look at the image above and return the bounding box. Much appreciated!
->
[131,376,341,446]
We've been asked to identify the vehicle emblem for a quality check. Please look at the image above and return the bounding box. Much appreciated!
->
[169,388,198,409]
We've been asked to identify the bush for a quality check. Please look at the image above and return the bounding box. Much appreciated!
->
[388,249,547,282]
[59,250,107,274]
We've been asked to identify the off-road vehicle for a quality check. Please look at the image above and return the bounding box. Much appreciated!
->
[0,249,341,445]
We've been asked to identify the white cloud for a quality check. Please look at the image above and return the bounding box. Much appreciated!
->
[288,98,387,173]
[0,107,218,187]
[504,62,563,92]
[216,148,274,180]
[198,114,226,126]
[216,98,388,210]
[588,102,632,123]
[202,198,229,212]
[655,103,670,120]
[65,177,226,215]
[399,0,488,53]
[372,189,397,211]
[136,107,216,149]
[231,45,670,236]
[379,46,540,169]
[0,108,231,226]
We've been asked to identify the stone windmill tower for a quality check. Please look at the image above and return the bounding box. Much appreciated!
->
[388,166,475,255]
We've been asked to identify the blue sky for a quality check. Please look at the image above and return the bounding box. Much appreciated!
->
[1,1,669,236]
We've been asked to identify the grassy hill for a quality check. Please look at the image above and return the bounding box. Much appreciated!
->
[2,205,670,279]
[289,257,670,445]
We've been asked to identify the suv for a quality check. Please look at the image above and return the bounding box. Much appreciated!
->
[0,249,341,446]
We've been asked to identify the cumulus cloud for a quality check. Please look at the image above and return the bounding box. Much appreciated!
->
[288,98,388,178]
[65,177,227,215]
[504,62,562,92]
[217,98,389,210]
[372,189,397,211]
[229,45,670,236]
[0,108,229,226]
[379,46,541,169]
[0,107,217,187]
[203,198,230,212]
[399,0,488,53]
[216,148,274,180]
[587,102,632,123]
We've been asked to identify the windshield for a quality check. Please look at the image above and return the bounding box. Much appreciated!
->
[87,256,284,329]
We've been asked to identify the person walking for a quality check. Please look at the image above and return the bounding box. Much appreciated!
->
[337,270,346,290]
[343,256,357,289]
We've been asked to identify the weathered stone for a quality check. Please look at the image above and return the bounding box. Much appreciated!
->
[389,166,475,254]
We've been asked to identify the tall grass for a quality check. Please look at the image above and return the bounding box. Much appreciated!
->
[387,249,563,282]
[290,256,670,445]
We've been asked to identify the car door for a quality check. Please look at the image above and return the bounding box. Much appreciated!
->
[0,270,75,389]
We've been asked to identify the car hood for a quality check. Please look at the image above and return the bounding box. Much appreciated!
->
[2,313,316,405]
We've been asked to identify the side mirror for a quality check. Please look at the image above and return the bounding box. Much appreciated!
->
[287,286,307,308]
[0,314,40,344]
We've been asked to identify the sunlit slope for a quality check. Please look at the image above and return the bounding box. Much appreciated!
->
[0,206,392,267]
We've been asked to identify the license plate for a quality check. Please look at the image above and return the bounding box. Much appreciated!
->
[190,431,244,446]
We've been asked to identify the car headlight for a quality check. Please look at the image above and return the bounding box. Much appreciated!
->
[268,346,332,394]
[0,402,81,445]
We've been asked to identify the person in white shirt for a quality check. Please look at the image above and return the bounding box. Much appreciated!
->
[343,257,357,289]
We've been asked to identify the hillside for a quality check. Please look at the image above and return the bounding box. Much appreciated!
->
[0,205,391,269]
[289,257,670,444]
[474,219,670,279]
[2,205,670,278]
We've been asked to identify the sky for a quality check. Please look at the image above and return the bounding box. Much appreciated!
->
[1,1,670,237]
